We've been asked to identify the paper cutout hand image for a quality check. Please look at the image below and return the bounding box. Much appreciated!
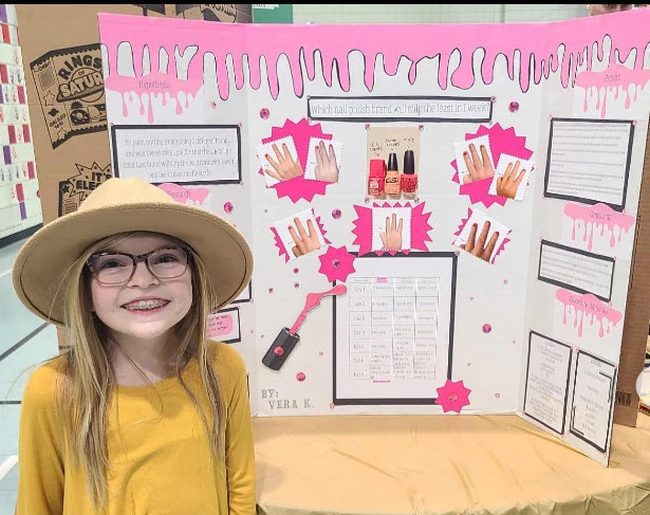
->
[461,221,499,262]
[496,160,526,199]
[314,140,339,183]
[380,213,403,251]
[289,218,321,257]
[463,143,495,184]
[265,142,303,182]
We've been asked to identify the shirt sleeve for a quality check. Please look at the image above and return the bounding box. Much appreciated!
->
[15,365,65,515]
[223,350,256,515]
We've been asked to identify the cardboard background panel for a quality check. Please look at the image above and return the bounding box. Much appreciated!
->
[17,5,151,223]
[615,121,650,426]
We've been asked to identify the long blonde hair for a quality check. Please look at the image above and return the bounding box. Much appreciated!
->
[55,232,225,507]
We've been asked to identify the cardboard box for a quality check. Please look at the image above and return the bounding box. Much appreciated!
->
[613,124,650,426]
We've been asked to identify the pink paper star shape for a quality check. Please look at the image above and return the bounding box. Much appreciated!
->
[318,246,356,282]
[435,379,472,413]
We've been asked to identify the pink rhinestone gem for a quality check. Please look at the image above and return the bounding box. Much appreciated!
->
[331,259,340,269]
[482,323,492,334]
[508,101,519,113]
[273,346,284,356]
[296,372,306,382]
[294,282,300,289]
[331,209,341,219]
[268,288,274,294]
[259,108,270,119]
[293,267,299,274]
[223,202,233,213]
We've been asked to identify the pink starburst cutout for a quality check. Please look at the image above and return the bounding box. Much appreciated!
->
[318,246,356,282]
[450,123,533,208]
[261,118,336,203]
[435,380,472,413]
[352,202,433,256]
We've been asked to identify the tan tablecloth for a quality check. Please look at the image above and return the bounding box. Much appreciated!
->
[254,414,650,514]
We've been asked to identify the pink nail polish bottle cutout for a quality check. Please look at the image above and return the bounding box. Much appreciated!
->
[368,158,386,198]
[401,149,417,200]
[384,152,401,199]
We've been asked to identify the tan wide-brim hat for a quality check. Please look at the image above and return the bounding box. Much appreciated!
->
[12,177,253,326]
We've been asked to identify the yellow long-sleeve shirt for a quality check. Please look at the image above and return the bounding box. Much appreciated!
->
[16,341,256,515]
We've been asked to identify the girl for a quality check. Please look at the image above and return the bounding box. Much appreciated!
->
[12,177,255,514]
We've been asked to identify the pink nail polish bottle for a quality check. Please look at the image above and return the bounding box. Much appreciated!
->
[401,150,417,200]
[368,158,386,198]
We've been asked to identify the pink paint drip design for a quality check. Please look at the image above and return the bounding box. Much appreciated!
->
[99,10,650,103]
[271,212,331,263]
[262,118,334,203]
[352,202,433,256]
[563,202,635,251]
[105,72,202,123]
[451,124,533,208]
[576,64,650,118]
[318,245,356,282]
[435,379,472,413]
[158,182,209,205]
[555,289,623,338]
[453,208,511,264]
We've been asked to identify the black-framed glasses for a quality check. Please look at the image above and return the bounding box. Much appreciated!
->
[87,246,192,285]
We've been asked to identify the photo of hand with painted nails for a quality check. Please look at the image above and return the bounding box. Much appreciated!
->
[272,208,327,261]
[462,221,499,262]
[289,217,322,257]
[380,212,403,251]
[489,155,533,201]
[454,210,510,264]
[455,135,495,184]
[371,207,412,252]
[307,138,342,183]
[257,136,303,186]
[496,162,525,198]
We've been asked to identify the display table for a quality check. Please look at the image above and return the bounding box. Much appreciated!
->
[254,414,650,514]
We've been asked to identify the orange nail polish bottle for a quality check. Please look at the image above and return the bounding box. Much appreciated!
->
[384,152,401,199]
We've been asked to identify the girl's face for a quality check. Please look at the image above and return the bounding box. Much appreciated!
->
[89,234,193,345]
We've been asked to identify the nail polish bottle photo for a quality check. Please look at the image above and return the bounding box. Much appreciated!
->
[384,152,401,199]
[401,149,417,200]
[368,158,386,198]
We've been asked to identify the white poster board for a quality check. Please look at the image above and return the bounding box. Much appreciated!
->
[98,11,650,465]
